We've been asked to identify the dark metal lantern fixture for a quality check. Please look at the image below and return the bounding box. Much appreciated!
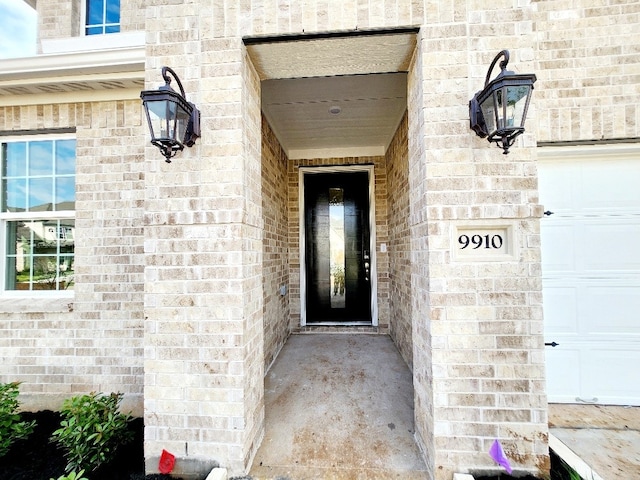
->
[140,66,201,163]
[469,50,537,154]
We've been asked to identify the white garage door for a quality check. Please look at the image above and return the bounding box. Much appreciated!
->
[539,145,640,406]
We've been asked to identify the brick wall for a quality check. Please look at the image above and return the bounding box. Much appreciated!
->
[73,99,146,408]
[534,0,640,142]
[406,31,435,474]
[240,45,265,471]
[36,0,79,39]
[0,100,146,414]
[120,0,147,32]
[386,112,413,369]
[261,117,290,370]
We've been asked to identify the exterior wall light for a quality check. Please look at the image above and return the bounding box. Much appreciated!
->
[140,66,201,163]
[469,50,537,154]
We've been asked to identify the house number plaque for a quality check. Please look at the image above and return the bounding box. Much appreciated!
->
[458,233,503,250]
[453,224,515,261]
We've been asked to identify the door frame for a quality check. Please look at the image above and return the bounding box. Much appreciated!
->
[299,165,378,327]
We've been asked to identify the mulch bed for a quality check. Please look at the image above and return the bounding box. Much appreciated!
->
[0,411,182,480]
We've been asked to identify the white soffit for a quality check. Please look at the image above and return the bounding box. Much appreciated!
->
[246,30,416,159]
[262,73,408,159]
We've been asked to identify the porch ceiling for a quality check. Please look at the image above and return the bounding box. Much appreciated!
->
[245,30,417,160]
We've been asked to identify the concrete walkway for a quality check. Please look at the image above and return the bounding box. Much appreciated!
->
[247,334,640,480]
[549,404,640,479]
[249,334,429,479]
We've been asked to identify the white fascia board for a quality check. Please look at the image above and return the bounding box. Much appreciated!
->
[0,45,145,82]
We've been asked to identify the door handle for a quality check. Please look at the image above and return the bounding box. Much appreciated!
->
[363,251,370,281]
[545,342,559,347]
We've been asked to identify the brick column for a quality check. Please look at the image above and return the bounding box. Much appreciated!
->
[142,2,264,477]
[410,5,549,479]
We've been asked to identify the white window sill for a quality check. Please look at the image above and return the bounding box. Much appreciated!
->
[41,31,145,55]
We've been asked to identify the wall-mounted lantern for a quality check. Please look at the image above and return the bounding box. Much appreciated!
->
[469,50,537,154]
[140,66,201,163]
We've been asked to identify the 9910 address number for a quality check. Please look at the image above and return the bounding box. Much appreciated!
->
[458,234,503,250]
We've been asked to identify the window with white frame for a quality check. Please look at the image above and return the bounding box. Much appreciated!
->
[0,137,76,292]
[85,0,120,35]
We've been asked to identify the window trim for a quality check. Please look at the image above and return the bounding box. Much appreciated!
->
[0,133,76,298]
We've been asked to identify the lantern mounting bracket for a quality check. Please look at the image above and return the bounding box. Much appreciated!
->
[483,50,510,88]
[161,66,186,101]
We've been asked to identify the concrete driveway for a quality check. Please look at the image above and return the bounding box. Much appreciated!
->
[549,403,640,479]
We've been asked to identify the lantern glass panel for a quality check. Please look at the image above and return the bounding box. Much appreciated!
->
[145,99,191,145]
[505,85,531,128]
[495,85,531,130]
[174,105,191,145]
[145,99,174,141]
[480,94,497,134]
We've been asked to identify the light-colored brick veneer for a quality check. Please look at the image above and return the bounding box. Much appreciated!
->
[15,0,640,477]
[0,100,146,413]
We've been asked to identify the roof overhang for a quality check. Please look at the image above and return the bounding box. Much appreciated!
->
[0,43,145,107]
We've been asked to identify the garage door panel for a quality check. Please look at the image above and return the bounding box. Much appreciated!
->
[584,285,640,336]
[546,344,640,405]
[542,284,578,334]
[540,158,640,215]
[543,218,640,275]
[580,160,640,212]
[545,347,582,403]
[582,220,640,272]
[538,163,577,214]
[544,281,640,338]
[540,222,575,272]
[583,347,640,405]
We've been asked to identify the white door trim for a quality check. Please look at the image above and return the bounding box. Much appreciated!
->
[299,165,378,327]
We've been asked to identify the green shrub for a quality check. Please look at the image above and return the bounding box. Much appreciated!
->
[50,470,89,480]
[51,392,134,473]
[0,381,35,458]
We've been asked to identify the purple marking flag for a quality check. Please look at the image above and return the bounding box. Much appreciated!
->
[489,439,513,474]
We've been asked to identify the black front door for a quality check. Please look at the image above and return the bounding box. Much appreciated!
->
[304,171,371,323]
